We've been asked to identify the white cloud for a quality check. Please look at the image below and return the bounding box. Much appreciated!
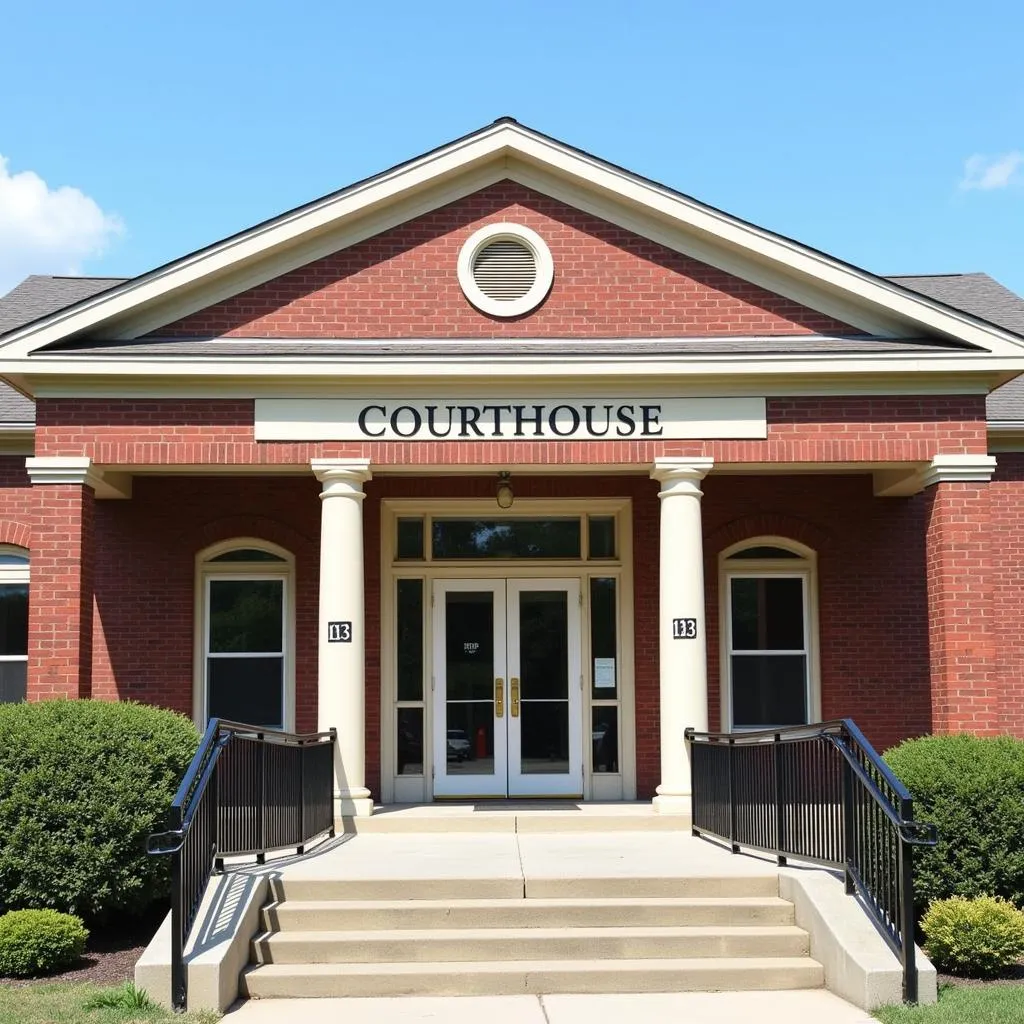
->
[959,151,1024,191]
[0,155,124,295]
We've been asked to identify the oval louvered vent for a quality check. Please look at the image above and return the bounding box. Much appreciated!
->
[457,224,554,318]
[472,239,537,302]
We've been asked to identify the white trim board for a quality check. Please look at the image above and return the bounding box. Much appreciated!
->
[2,121,1024,364]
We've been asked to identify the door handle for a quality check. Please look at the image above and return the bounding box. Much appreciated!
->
[510,677,520,718]
[495,678,504,718]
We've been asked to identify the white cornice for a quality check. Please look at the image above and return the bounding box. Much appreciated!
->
[919,453,998,487]
[25,456,98,487]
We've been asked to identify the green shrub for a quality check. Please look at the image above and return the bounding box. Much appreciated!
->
[0,909,88,977]
[921,895,1024,977]
[883,734,1024,914]
[0,699,198,923]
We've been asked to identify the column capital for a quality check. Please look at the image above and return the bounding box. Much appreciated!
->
[920,453,997,489]
[651,456,714,498]
[311,458,372,500]
[25,456,99,489]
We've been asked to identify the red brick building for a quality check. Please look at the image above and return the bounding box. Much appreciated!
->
[1,120,1023,815]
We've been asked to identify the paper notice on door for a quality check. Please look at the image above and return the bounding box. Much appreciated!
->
[594,658,616,689]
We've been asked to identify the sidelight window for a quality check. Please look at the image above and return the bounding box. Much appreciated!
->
[722,539,817,730]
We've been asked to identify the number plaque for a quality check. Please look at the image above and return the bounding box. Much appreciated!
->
[328,621,353,643]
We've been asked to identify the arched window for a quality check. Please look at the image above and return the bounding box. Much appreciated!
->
[0,546,28,703]
[719,537,819,730]
[195,540,294,731]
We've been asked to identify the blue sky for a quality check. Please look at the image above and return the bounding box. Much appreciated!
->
[1,0,1022,296]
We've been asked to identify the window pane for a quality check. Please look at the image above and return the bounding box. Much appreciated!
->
[396,707,423,776]
[445,703,494,776]
[731,654,807,728]
[727,546,799,560]
[0,552,28,566]
[730,577,804,651]
[208,655,284,728]
[397,518,425,560]
[209,549,285,562]
[592,707,619,773]
[590,577,617,698]
[432,519,580,559]
[396,579,423,701]
[209,580,283,653]
[0,660,26,703]
[0,584,28,656]
[588,516,616,559]
[445,591,494,701]
[520,701,569,775]
[519,591,568,701]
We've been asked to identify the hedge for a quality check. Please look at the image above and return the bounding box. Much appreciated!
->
[0,700,198,923]
[883,734,1024,915]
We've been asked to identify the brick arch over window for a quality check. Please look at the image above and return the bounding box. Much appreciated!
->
[191,516,316,557]
[0,520,31,549]
[704,513,832,732]
[705,513,834,559]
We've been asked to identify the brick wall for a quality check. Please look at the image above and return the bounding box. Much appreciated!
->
[990,454,1024,737]
[46,469,940,801]
[0,455,33,549]
[151,182,859,340]
[34,395,989,464]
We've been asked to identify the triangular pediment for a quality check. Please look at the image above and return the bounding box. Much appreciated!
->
[1,119,1023,373]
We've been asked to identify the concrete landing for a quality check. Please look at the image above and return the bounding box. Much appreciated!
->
[273,830,779,895]
[225,990,876,1023]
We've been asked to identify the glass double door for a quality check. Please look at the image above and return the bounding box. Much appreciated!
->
[432,578,583,798]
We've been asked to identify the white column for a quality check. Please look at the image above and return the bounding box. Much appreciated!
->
[311,458,373,818]
[650,456,714,814]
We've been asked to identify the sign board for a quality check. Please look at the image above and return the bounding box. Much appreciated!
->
[328,621,352,643]
[255,397,767,442]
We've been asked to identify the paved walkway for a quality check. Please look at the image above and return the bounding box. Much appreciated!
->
[224,991,877,1023]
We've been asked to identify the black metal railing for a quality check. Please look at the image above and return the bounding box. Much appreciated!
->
[686,719,937,1003]
[147,719,336,1011]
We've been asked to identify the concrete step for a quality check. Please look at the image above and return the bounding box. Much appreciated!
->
[251,924,810,965]
[262,895,797,931]
[270,875,779,902]
[338,810,693,834]
[240,956,825,998]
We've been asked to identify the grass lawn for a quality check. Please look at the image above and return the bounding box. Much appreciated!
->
[0,982,220,1024]
[874,984,1024,1023]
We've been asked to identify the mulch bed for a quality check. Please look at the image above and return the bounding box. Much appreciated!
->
[0,906,166,989]
[938,962,1024,988]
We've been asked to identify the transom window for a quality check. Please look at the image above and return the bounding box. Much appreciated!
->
[0,546,28,704]
[197,541,293,731]
[396,514,618,562]
[721,538,817,730]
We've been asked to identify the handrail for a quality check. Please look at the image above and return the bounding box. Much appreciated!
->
[147,718,337,1010]
[685,718,937,1003]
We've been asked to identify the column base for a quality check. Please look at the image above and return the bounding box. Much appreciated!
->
[335,795,374,818]
[653,793,692,816]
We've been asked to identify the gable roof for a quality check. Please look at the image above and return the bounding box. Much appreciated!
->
[0,276,128,426]
[0,275,127,337]
[888,274,1024,336]
[0,119,1023,374]
[884,274,1024,425]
